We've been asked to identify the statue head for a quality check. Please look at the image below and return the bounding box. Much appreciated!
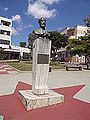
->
[38,17,46,30]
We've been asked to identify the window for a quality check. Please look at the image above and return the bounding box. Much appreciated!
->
[71,31,74,36]
[0,39,10,45]
[0,30,10,36]
[7,31,10,36]
[0,30,4,34]
[1,20,11,26]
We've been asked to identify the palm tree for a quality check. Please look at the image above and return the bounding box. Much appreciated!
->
[84,15,90,36]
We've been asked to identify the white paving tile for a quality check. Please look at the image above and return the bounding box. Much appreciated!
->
[0,69,6,72]
[74,84,90,103]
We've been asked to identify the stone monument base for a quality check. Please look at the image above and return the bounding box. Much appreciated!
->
[18,90,64,110]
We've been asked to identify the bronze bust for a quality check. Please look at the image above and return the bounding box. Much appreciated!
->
[33,17,50,38]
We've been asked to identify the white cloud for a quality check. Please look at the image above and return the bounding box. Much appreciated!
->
[24,24,33,29]
[11,14,22,24]
[0,7,9,11]
[4,7,9,11]
[27,1,56,18]
[11,27,18,36]
[39,0,60,5]
[26,0,65,18]
[11,15,23,36]
[16,26,23,32]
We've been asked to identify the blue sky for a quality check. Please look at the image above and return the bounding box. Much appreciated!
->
[0,0,90,46]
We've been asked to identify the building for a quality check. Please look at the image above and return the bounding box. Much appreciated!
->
[57,48,69,62]
[60,25,87,39]
[60,27,70,35]
[60,25,87,63]
[0,16,30,60]
[71,54,85,63]
[0,16,12,49]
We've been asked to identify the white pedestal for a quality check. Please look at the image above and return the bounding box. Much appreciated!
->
[18,34,64,111]
[32,37,51,95]
[19,90,64,110]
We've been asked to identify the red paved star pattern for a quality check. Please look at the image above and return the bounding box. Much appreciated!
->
[0,82,90,120]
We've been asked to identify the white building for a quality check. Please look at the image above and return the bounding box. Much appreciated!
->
[0,16,12,49]
[60,25,87,39]
[0,16,30,60]
[60,25,87,63]
[75,25,87,39]
[60,27,70,35]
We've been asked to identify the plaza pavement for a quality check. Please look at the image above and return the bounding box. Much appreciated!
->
[0,69,90,103]
[0,63,18,75]
[0,69,90,120]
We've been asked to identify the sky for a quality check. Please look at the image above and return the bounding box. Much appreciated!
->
[0,0,90,46]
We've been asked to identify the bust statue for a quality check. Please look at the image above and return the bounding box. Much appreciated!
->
[33,17,50,38]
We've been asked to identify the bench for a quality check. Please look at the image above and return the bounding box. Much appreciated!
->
[66,64,82,71]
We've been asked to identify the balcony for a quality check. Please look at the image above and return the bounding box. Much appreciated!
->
[0,44,9,49]
[0,34,11,40]
[0,24,11,31]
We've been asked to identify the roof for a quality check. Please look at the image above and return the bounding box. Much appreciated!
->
[60,27,70,33]
[58,47,66,52]
[3,48,20,53]
[0,16,12,23]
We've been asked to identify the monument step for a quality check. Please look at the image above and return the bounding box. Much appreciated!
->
[19,90,64,111]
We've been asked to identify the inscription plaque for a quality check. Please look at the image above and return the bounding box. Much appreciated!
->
[37,54,49,64]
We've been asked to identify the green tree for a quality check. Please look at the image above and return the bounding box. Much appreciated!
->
[19,42,26,47]
[0,48,6,60]
[49,31,68,57]
[28,33,37,60]
[67,36,90,56]
[66,15,90,68]
[28,31,68,48]
[66,36,90,68]
[28,33,35,50]
[84,15,90,27]
[84,15,90,36]
[66,39,83,56]
[28,31,68,58]
[50,31,68,49]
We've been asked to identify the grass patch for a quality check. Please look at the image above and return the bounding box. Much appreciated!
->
[50,64,65,69]
[50,61,65,69]
[9,61,65,71]
[9,62,32,71]
[23,61,33,64]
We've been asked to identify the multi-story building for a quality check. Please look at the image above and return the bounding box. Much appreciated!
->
[60,25,87,39]
[60,25,88,63]
[0,16,12,49]
[0,16,30,60]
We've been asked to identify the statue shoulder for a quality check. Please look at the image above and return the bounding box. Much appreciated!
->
[33,29,51,39]
[46,32,50,37]
[33,29,41,35]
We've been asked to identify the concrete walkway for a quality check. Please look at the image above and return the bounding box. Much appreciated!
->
[0,69,90,103]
